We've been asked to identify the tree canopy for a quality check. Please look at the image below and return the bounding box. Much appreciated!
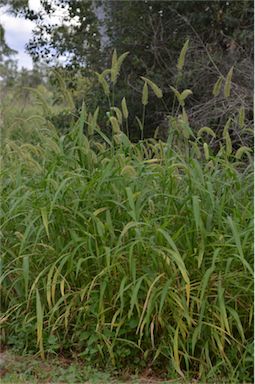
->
[2,0,253,70]
[1,0,253,138]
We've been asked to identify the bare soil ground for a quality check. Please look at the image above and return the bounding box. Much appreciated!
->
[0,349,182,384]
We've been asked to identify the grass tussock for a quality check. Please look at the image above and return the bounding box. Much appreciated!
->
[0,48,254,382]
[1,119,253,382]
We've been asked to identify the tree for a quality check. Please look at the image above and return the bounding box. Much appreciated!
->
[102,1,253,138]
[0,22,18,87]
[8,0,252,71]
[1,0,253,140]
[28,0,102,69]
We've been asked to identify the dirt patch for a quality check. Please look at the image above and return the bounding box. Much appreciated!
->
[0,349,181,384]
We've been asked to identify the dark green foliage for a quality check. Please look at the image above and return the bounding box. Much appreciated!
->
[103,1,253,138]
[2,0,253,139]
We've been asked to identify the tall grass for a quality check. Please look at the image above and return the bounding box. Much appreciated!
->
[1,123,253,381]
[0,50,253,382]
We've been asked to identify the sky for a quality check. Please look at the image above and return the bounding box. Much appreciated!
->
[0,0,79,70]
[1,9,34,69]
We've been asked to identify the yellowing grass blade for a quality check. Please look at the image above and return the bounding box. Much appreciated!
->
[40,207,49,240]
[137,273,164,334]
[186,283,190,307]
[173,326,184,378]
[36,289,45,359]
[158,228,190,284]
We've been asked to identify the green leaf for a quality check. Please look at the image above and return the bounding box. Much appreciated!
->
[118,132,132,148]
[36,289,45,359]
[126,187,136,220]
[40,207,49,239]
[227,216,244,260]
[137,273,164,334]
[128,276,145,318]
[173,326,184,377]
[217,281,230,333]
[192,195,201,232]
[94,126,113,147]
[159,280,171,315]
[200,266,214,302]
[94,217,105,238]
[22,255,29,298]
[227,306,245,342]
[158,228,190,284]
[78,101,87,135]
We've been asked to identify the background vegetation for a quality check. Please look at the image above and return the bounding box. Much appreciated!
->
[0,1,254,382]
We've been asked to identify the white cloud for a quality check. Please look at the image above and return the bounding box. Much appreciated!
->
[0,9,35,69]
[0,1,81,70]
[17,51,33,70]
[1,14,35,42]
[28,0,42,13]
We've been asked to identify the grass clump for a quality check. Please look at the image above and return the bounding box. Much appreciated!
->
[0,50,253,383]
[1,123,253,382]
